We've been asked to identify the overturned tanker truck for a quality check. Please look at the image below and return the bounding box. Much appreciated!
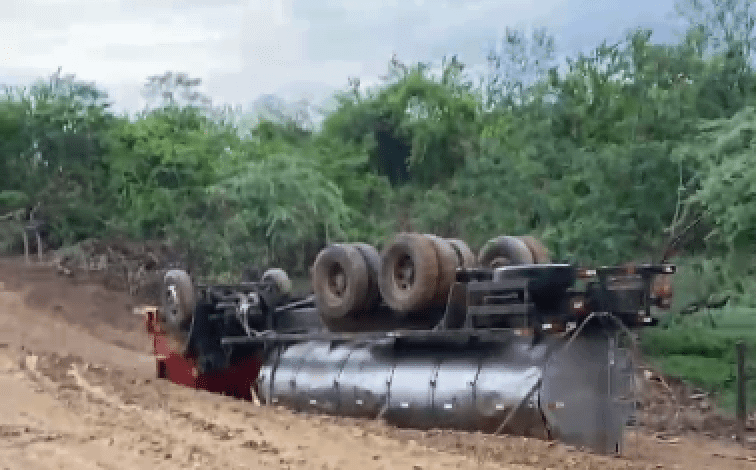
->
[145,233,676,455]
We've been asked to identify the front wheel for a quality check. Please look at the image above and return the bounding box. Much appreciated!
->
[161,269,195,354]
[261,268,293,297]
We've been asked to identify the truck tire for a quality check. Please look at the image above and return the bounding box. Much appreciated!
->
[424,234,461,307]
[447,238,477,268]
[517,235,551,264]
[161,269,195,354]
[379,233,439,315]
[478,235,534,268]
[162,269,195,332]
[351,243,382,312]
[312,244,370,320]
[261,268,292,297]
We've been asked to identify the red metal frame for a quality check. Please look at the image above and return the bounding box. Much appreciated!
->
[144,308,263,401]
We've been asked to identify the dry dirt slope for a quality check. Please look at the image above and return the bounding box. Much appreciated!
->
[0,257,754,470]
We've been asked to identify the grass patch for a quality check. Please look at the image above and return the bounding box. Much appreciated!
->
[650,355,734,390]
[641,306,756,412]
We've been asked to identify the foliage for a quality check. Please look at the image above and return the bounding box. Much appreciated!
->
[0,68,114,245]
[321,56,481,186]
[1,0,756,293]
[674,107,756,305]
[197,150,353,275]
[105,105,237,238]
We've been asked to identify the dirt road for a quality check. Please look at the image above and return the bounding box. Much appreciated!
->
[0,258,755,469]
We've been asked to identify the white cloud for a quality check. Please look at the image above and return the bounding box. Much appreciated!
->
[1,0,680,113]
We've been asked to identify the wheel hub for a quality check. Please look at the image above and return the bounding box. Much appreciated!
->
[164,284,179,320]
[394,254,415,291]
[327,264,348,298]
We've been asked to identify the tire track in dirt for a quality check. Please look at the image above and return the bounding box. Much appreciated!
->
[21,348,756,470]
[4,349,506,469]
[17,352,283,469]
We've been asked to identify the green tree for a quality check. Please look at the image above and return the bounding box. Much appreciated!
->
[322,55,481,186]
[0,67,114,245]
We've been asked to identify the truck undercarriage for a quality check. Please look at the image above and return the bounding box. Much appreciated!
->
[145,233,676,455]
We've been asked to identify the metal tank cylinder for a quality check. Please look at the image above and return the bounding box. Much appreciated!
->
[256,327,636,455]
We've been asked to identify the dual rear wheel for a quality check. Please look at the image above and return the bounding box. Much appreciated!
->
[378,233,460,315]
[311,233,550,330]
[311,243,382,331]
[311,234,478,328]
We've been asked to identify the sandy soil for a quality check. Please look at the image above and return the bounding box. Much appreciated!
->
[1,257,756,469]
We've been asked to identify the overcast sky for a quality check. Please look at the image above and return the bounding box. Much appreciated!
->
[2,0,685,113]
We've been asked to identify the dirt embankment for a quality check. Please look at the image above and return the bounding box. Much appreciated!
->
[1,257,755,469]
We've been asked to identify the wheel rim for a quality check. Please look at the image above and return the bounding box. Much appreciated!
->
[393,254,416,293]
[164,284,180,322]
[490,257,512,269]
[326,263,348,299]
